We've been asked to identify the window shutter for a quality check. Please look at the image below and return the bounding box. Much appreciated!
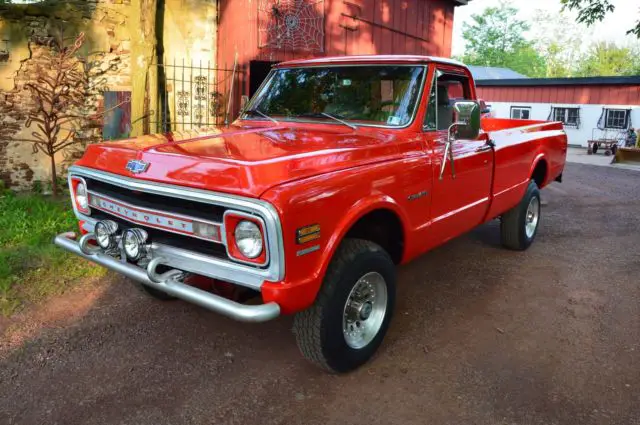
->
[624,109,632,129]
[597,108,606,130]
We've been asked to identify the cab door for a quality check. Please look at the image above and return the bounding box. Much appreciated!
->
[422,69,493,244]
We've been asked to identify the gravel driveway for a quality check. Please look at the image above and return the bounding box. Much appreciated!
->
[1,163,639,425]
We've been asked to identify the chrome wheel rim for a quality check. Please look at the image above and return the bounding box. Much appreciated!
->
[525,196,540,239]
[342,272,388,350]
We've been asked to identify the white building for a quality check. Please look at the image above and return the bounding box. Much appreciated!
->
[474,75,640,148]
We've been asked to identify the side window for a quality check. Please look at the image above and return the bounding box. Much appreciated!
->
[511,106,531,120]
[424,70,473,131]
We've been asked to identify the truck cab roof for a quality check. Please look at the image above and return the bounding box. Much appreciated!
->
[276,55,468,70]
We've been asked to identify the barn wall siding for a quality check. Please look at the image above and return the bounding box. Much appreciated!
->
[476,85,640,106]
[217,0,456,117]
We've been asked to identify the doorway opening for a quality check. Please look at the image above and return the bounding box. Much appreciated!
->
[249,61,277,97]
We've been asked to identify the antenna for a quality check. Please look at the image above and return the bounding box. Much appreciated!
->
[224,53,238,127]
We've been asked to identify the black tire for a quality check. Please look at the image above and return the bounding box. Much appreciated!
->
[140,284,176,301]
[293,239,396,373]
[500,180,541,251]
[592,143,599,154]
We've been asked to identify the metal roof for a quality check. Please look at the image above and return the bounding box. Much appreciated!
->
[476,76,640,86]
[467,66,528,80]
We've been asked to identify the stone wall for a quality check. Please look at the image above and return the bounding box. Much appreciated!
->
[0,0,218,191]
[0,0,133,191]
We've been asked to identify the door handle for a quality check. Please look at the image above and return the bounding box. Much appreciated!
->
[476,144,493,153]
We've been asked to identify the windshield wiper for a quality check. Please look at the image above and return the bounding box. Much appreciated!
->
[320,112,357,130]
[244,108,279,124]
[297,112,357,130]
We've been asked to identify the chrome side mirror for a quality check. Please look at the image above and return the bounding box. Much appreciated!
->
[439,101,481,180]
[450,101,481,141]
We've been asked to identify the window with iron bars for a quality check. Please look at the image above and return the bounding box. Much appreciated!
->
[553,107,580,128]
[605,109,627,129]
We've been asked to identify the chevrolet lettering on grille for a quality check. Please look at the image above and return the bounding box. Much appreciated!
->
[88,193,222,242]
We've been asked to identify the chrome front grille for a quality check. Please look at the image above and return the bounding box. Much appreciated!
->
[68,166,285,286]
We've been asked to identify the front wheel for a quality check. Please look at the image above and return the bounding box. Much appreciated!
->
[293,239,396,373]
[500,180,541,251]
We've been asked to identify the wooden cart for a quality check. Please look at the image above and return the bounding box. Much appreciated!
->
[587,129,623,156]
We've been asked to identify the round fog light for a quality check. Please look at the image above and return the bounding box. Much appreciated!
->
[95,220,119,249]
[234,220,263,259]
[123,228,149,261]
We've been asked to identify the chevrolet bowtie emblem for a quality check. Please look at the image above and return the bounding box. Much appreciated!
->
[126,159,150,174]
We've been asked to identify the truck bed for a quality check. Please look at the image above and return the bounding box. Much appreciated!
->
[481,118,567,220]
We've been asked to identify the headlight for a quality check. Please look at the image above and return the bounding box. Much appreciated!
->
[123,228,149,261]
[95,220,119,249]
[234,220,263,259]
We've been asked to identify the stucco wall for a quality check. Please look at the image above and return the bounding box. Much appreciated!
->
[0,0,219,191]
[0,0,133,191]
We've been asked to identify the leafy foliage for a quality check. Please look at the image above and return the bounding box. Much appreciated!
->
[461,4,547,77]
[530,11,583,78]
[575,42,640,76]
[561,0,640,38]
[460,4,640,78]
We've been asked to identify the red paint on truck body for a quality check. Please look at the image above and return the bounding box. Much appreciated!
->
[74,56,567,314]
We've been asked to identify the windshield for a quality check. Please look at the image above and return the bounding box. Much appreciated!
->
[244,65,426,127]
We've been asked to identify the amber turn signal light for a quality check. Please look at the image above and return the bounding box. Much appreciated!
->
[296,224,320,244]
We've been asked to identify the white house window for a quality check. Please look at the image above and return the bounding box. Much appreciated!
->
[511,106,531,120]
[553,107,580,128]
[605,109,628,129]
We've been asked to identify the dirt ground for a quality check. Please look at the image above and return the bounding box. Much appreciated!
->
[1,162,639,425]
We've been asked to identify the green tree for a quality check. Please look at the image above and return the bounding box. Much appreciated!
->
[531,11,583,77]
[561,0,640,38]
[461,3,547,77]
[575,42,640,76]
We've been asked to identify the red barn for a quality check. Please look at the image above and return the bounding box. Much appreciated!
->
[217,0,468,111]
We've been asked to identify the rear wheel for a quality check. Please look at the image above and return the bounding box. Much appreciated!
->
[500,180,541,251]
[293,239,396,373]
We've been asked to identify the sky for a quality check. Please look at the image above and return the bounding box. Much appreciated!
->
[452,0,640,56]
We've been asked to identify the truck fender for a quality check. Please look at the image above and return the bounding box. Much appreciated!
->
[529,153,548,187]
[319,194,409,279]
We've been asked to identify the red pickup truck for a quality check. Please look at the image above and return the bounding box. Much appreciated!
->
[55,55,567,372]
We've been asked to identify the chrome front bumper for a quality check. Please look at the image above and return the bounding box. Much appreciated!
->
[54,232,281,323]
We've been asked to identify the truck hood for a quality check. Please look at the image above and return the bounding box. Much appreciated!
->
[76,124,407,197]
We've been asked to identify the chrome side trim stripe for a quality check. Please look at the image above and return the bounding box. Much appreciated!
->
[431,197,490,224]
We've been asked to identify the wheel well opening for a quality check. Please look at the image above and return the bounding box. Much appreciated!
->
[344,209,404,264]
[531,160,548,188]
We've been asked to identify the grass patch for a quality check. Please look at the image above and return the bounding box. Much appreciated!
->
[0,189,106,316]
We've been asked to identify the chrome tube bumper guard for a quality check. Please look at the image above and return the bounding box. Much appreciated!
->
[53,232,281,323]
